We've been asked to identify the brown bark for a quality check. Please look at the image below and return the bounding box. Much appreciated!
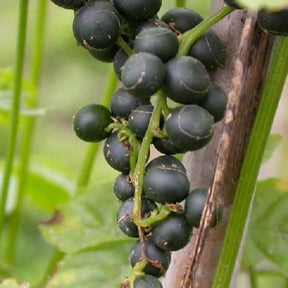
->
[163,2,274,288]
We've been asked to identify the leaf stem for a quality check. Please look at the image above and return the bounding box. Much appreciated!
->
[74,65,118,193]
[33,249,65,288]
[0,0,29,239]
[177,6,234,56]
[248,266,258,288]
[212,36,288,288]
[132,91,166,219]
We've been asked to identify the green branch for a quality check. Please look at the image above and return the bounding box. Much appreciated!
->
[212,36,288,288]
[177,6,234,56]
[0,0,29,239]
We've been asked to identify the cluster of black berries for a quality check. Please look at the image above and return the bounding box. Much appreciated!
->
[51,0,227,286]
[225,0,288,35]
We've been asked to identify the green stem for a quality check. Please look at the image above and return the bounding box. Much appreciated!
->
[249,266,258,288]
[33,249,64,288]
[177,6,234,56]
[116,37,133,56]
[4,0,47,265]
[0,0,29,239]
[212,37,288,288]
[132,91,166,219]
[74,66,117,193]
[176,0,186,7]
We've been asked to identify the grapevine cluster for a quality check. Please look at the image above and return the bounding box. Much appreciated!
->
[50,0,288,287]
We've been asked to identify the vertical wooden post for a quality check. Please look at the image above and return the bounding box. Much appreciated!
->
[163,1,275,287]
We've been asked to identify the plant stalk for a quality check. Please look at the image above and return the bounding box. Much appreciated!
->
[177,6,234,56]
[4,0,48,265]
[0,0,29,240]
[212,36,288,288]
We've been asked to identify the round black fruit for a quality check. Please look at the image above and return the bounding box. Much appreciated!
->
[113,0,162,22]
[128,105,163,139]
[188,31,226,71]
[153,136,185,155]
[257,9,288,36]
[50,0,87,10]
[73,104,112,142]
[198,83,227,122]
[162,56,210,104]
[135,18,169,34]
[134,275,163,288]
[134,27,179,62]
[113,48,129,80]
[88,45,118,63]
[117,197,156,237]
[121,52,164,99]
[129,237,171,277]
[161,7,203,33]
[103,131,130,173]
[145,155,186,174]
[73,1,121,49]
[143,164,189,204]
[151,213,191,251]
[184,187,223,228]
[113,174,134,201]
[166,105,214,152]
[110,87,148,119]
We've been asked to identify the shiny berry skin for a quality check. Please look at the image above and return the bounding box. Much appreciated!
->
[134,27,179,62]
[103,131,130,173]
[143,162,189,204]
[121,52,164,99]
[257,9,288,36]
[188,31,226,71]
[113,48,129,80]
[117,197,156,237]
[73,104,112,142]
[129,237,171,277]
[184,187,223,228]
[145,155,186,174]
[50,0,87,10]
[134,275,163,288]
[151,213,191,251]
[198,83,227,122]
[161,7,203,33]
[162,56,210,104]
[113,0,162,22]
[113,174,134,201]
[110,87,149,119]
[166,105,214,152]
[153,136,185,155]
[73,1,121,49]
[88,45,118,63]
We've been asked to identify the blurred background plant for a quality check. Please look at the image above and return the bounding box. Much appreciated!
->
[0,1,288,287]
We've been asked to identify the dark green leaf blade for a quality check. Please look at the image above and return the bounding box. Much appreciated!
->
[45,241,132,288]
[40,182,129,253]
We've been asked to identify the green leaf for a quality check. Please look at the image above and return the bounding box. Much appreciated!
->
[0,91,46,117]
[0,279,29,288]
[237,0,288,10]
[45,241,132,288]
[26,162,73,213]
[262,134,282,163]
[242,178,288,276]
[40,182,130,253]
